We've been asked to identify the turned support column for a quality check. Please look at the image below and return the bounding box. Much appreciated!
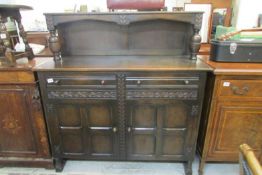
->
[14,11,34,60]
[49,30,61,62]
[190,28,201,60]
[0,14,16,64]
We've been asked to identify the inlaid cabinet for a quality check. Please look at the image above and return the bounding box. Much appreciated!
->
[198,58,262,175]
[0,71,52,168]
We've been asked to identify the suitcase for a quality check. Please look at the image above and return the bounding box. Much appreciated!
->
[210,28,262,62]
[210,39,262,62]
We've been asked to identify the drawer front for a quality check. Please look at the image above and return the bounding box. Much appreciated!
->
[126,76,199,88]
[46,75,116,88]
[218,80,262,99]
[126,73,200,100]
[40,72,117,100]
[0,71,35,84]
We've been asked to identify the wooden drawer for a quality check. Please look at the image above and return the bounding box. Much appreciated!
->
[45,73,116,88]
[0,71,35,84]
[126,76,199,88]
[218,79,262,100]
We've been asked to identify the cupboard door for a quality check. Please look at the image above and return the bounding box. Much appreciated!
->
[46,101,119,159]
[207,101,262,162]
[0,86,38,157]
[126,100,193,161]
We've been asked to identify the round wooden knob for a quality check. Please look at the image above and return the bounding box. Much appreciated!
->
[112,127,117,133]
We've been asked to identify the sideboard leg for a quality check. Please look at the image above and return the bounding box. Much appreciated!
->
[54,158,64,172]
[184,160,193,175]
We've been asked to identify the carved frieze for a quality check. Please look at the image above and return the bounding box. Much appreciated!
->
[126,90,198,99]
[48,90,116,99]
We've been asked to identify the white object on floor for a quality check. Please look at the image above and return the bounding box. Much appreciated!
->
[15,42,45,54]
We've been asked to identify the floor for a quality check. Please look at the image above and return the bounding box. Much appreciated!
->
[0,157,239,175]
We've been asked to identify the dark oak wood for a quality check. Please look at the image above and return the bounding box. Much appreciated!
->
[0,69,52,168]
[37,70,207,174]
[44,12,203,61]
[36,12,209,174]
[197,56,262,175]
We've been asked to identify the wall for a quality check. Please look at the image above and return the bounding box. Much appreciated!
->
[234,0,262,29]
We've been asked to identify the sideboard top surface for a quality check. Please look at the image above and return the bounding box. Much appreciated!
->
[33,56,211,72]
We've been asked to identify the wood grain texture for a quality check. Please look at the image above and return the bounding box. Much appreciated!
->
[0,65,52,168]
[198,58,262,175]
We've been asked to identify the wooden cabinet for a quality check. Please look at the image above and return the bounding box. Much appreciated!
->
[38,71,207,174]
[0,71,52,168]
[197,59,262,175]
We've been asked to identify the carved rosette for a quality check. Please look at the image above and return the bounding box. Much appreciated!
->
[2,117,22,134]
[191,105,199,116]
[117,15,130,25]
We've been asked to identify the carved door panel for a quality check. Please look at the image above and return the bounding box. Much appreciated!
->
[207,101,262,162]
[46,101,119,160]
[126,100,194,161]
[0,86,38,156]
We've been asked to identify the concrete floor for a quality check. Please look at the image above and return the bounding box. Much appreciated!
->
[0,158,239,175]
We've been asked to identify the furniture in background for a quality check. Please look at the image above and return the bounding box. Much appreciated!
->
[0,4,34,64]
[0,59,53,168]
[190,0,233,55]
[197,56,262,175]
[240,144,262,175]
[107,0,165,11]
[26,31,52,57]
[36,12,211,175]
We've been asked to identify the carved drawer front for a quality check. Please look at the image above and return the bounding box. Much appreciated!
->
[44,73,117,100]
[45,74,116,88]
[126,75,199,100]
[218,80,262,100]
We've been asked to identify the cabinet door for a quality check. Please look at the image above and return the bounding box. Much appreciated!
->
[0,85,49,158]
[46,101,119,160]
[207,101,262,162]
[126,100,194,161]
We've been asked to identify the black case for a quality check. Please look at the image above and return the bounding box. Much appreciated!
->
[210,39,262,62]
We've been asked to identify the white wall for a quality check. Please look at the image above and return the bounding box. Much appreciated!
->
[234,0,262,29]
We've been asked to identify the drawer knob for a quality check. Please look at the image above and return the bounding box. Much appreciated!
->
[137,80,141,85]
[101,80,105,85]
[127,127,132,133]
[231,86,249,95]
[184,80,190,85]
[112,127,118,133]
